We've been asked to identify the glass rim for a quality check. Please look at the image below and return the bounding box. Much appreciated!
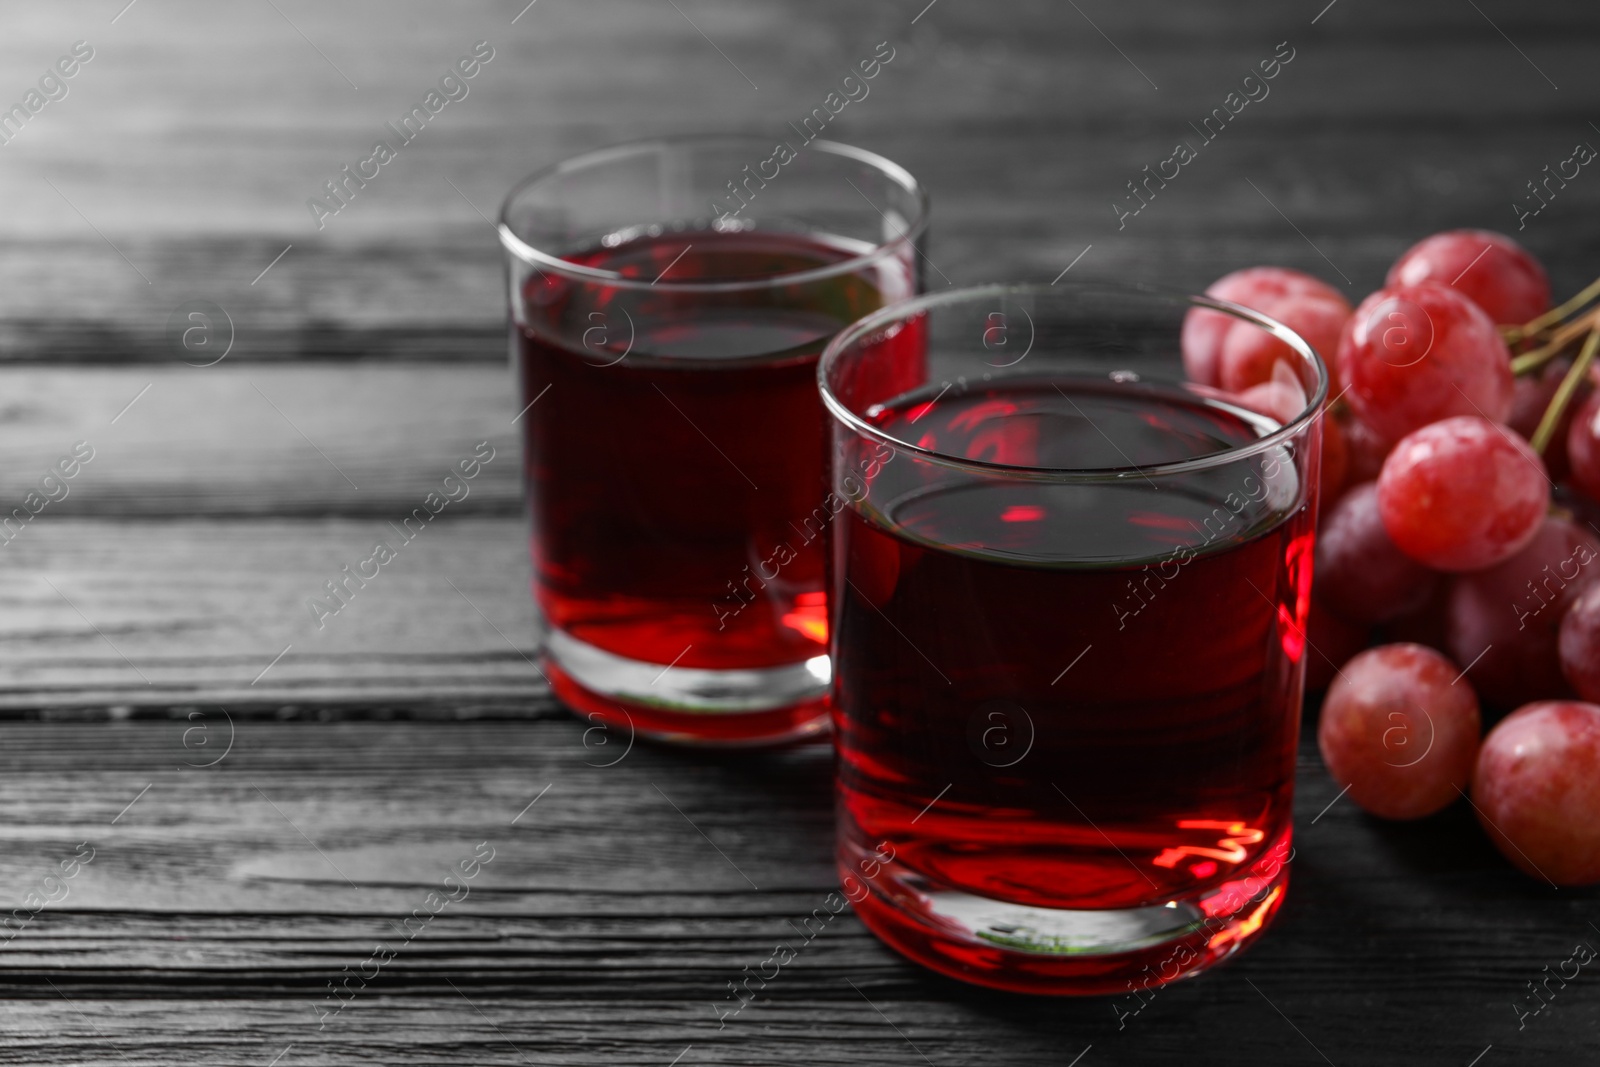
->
[817,281,1331,482]
[496,134,930,294]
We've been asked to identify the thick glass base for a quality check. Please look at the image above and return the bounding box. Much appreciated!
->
[842,830,1291,996]
[543,627,831,747]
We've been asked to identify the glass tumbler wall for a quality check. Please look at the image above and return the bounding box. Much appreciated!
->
[820,283,1327,994]
[499,137,925,745]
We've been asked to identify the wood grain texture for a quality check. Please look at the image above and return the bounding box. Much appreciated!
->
[0,519,544,711]
[1,0,1598,1061]
[0,719,1591,1065]
[0,366,521,517]
[0,1,1594,360]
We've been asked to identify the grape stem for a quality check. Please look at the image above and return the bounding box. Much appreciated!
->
[1511,307,1600,376]
[1530,327,1600,455]
[1505,274,1600,345]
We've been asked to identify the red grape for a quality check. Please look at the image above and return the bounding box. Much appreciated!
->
[1315,482,1438,624]
[1220,299,1350,395]
[1234,381,1305,424]
[1473,700,1600,885]
[1510,358,1585,482]
[1377,416,1549,571]
[1320,411,1349,503]
[1567,390,1600,503]
[1233,382,1348,499]
[1305,597,1370,692]
[1559,584,1600,701]
[1386,229,1551,327]
[1338,282,1514,442]
[1339,411,1392,485]
[1182,267,1351,390]
[1318,643,1481,820]
[1381,581,1452,654]
[1447,517,1600,707]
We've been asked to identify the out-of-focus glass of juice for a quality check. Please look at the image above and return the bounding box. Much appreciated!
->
[499,136,926,745]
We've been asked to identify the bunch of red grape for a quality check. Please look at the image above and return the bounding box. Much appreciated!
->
[1185,229,1600,885]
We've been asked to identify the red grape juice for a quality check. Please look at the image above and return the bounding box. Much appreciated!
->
[516,228,916,744]
[831,377,1313,993]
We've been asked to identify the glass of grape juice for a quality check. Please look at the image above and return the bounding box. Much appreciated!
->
[498,137,926,745]
[819,282,1328,995]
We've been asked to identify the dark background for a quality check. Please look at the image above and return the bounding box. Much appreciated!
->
[0,0,1595,1063]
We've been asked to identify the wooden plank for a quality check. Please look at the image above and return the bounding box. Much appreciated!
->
[0,998,1579,1067]
[0,519,546,710]
[0,2,1592,360]
[0,366,521,517]
[0,719,1589,1065]
[0,366,547,708]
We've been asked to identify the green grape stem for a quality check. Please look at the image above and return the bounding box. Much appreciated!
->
[1512,307,1600,376]
[1530,327,1600,456]
[1506,274,1600,346]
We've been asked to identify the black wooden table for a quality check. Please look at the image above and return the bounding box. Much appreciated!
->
[0,1,1596,1062]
